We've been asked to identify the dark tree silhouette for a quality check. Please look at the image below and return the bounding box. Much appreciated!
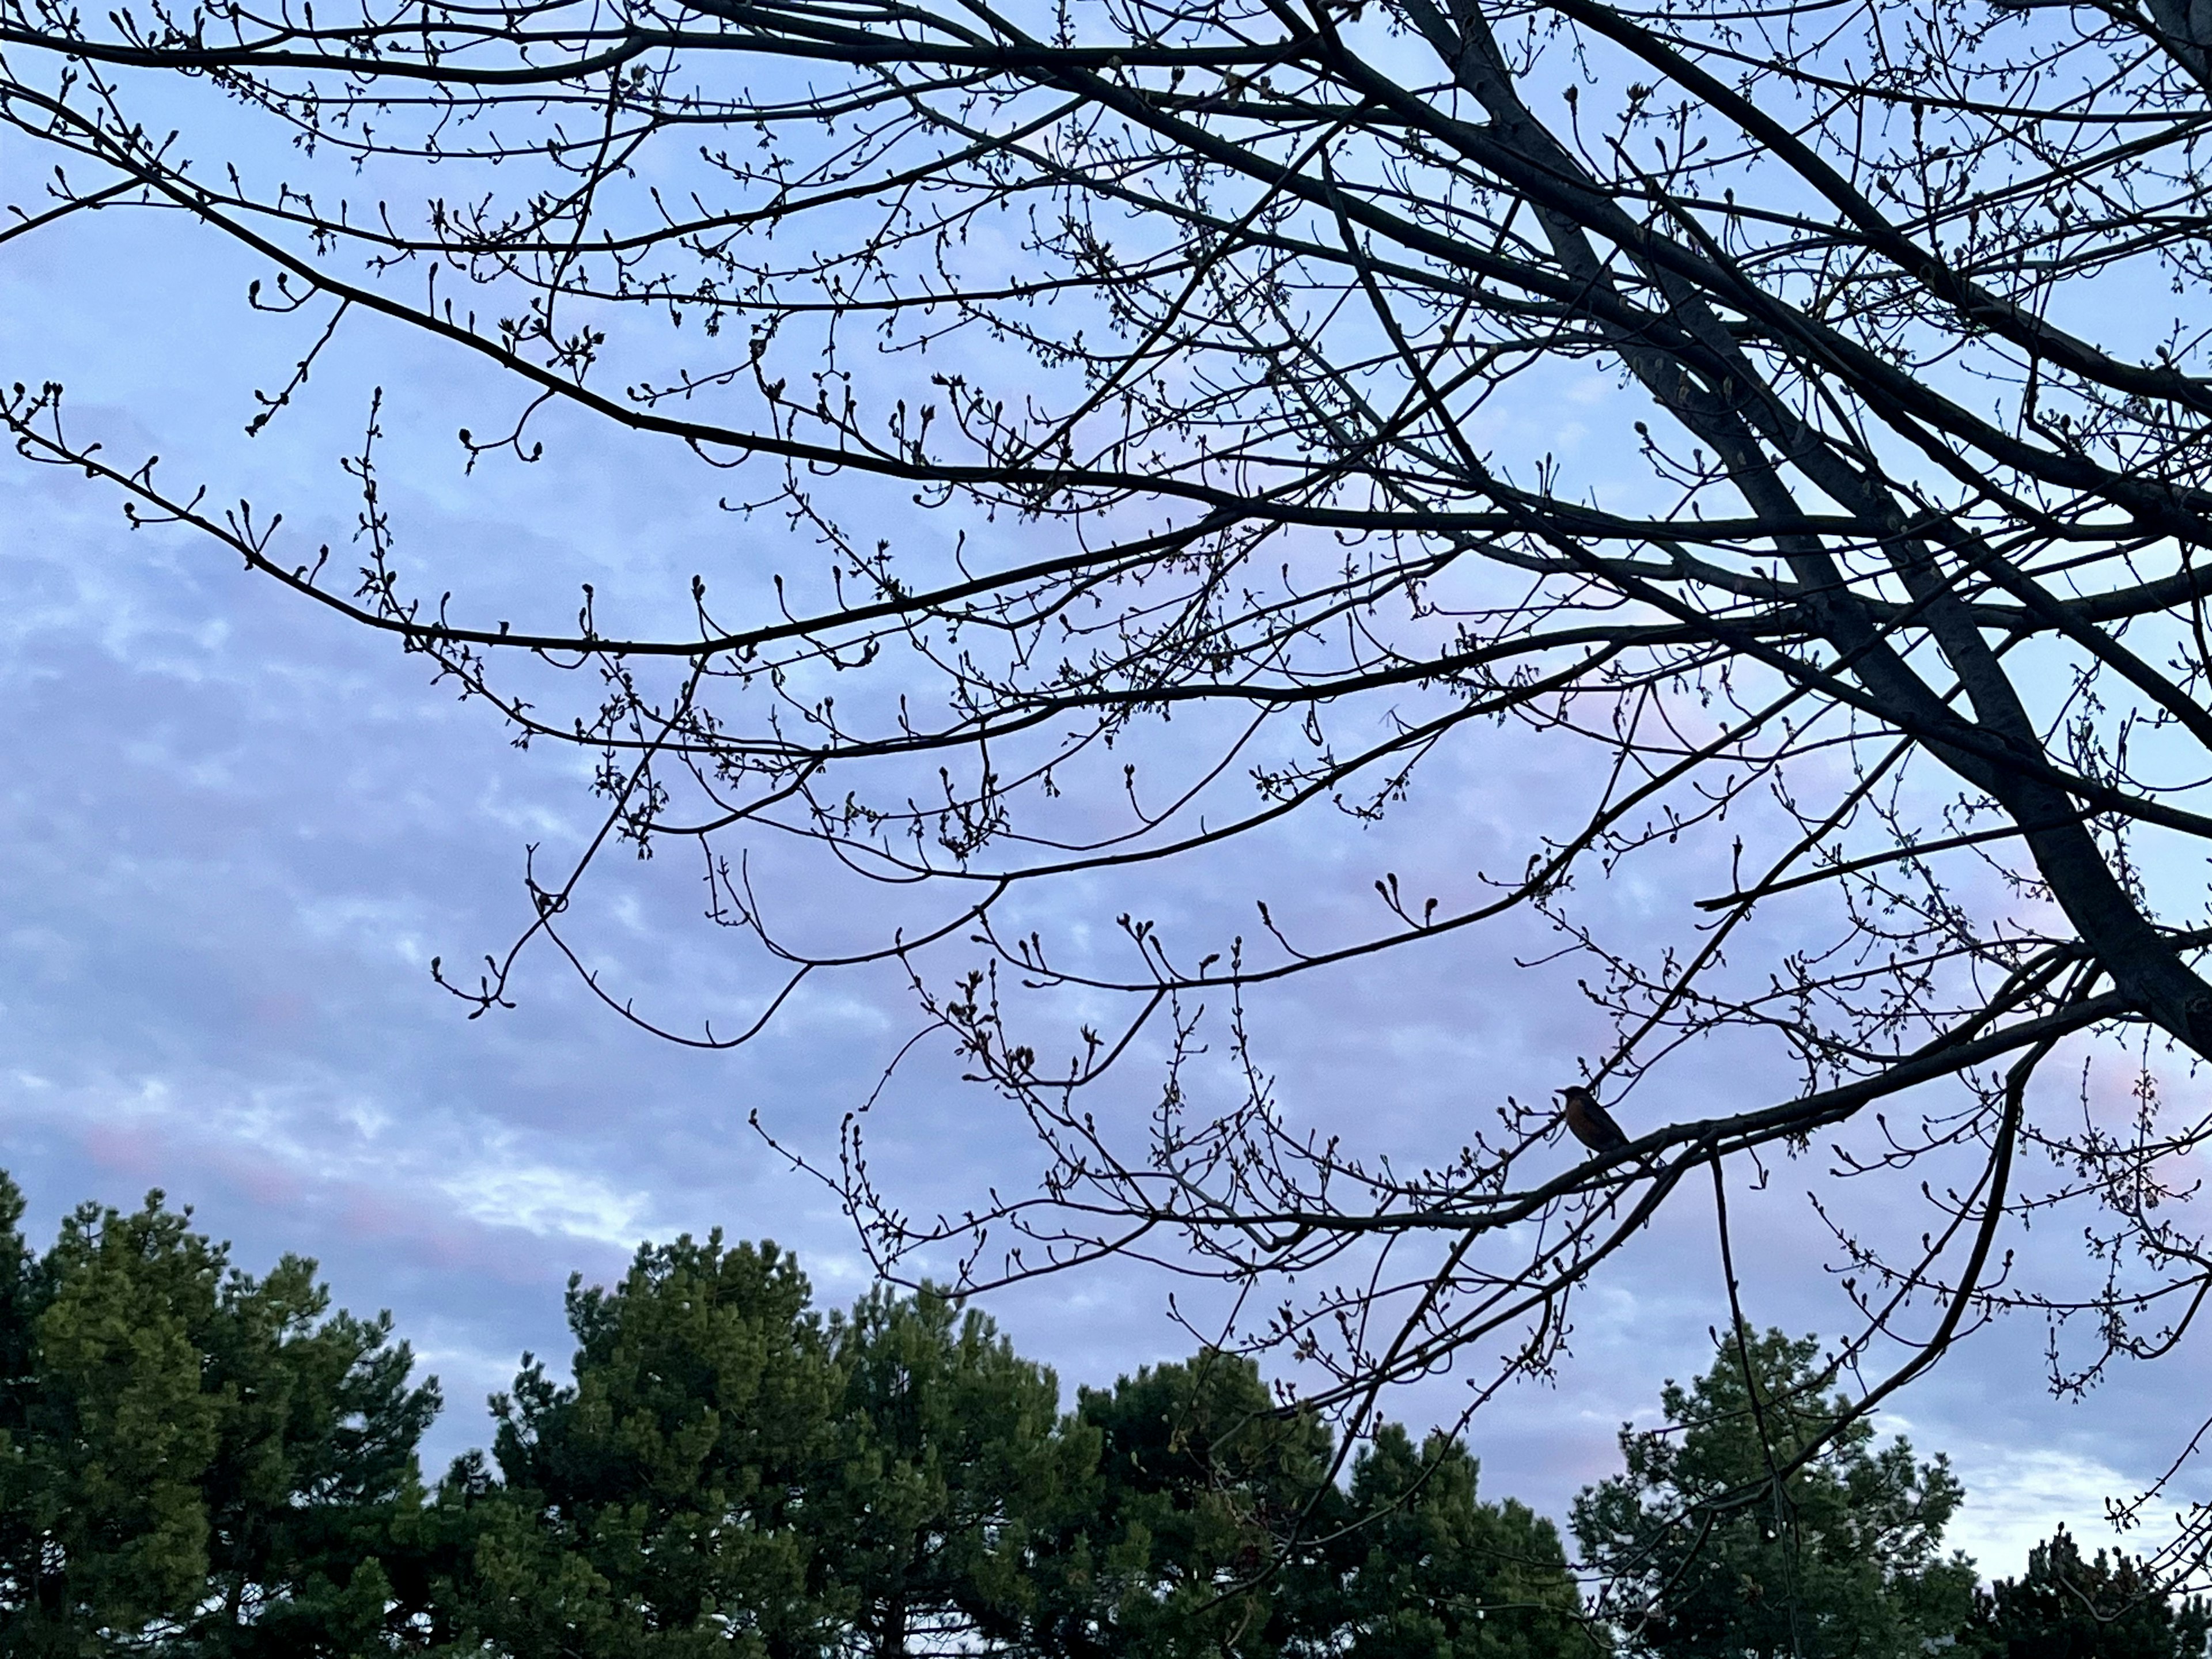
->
[9,0,2212,1548]
[1966,1527,2212,1659]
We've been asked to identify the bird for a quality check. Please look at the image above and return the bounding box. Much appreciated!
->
[1558,1085,1655,1171]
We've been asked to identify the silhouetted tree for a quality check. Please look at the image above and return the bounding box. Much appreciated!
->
[1965,1527,2211,1659]
[1022,1351,1334,1659]
[1317,1423,1597,1659]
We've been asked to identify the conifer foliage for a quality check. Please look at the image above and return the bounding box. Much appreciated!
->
[440,1234,1597,1659]
[1965,1528,2211,1659]
[1572,1328,1976,1657]
[7,1172,2202,1657]
[0,1175,441,1655]
[0,1173,1593,1656]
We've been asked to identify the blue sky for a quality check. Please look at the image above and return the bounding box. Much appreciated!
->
[3,129,2208,1582]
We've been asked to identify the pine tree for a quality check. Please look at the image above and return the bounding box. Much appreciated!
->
[1966,1527,2210,1659]
[1320,1423,1597,1659]
[0,1175,440,1656]
[823,1287,1088,1659]
[1572,1327,1975,1658]
[445,1232,849,1659]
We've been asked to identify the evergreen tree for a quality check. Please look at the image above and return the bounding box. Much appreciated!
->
[1022,1350,1333,1659]
[1965,1527,2210,1659]
[1571,1327,1975,1659]
[445,1247,1101,1659]
[0,1175,440,1657]
[0,1174,1611,1659]
[448,1261,1593,1659]
[174,1248,443,1658]
[448,1232,849,1659]
[823,1287,1089,1659]
[1027,1354,1596,1659]
[1319,1423,1597,1659]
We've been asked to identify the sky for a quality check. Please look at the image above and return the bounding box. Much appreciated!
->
[4,79,2211,1585]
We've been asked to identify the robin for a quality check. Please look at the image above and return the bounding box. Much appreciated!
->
[1558,1085,1656,1170]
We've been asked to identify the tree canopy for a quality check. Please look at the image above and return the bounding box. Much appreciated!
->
[13,1165,2212,1657]
[1324,1423,1592,1659]
[0,1170,1610,1656]
[444,1236,1597,1659]
[824,1286,1089,1659]
[449,1233,850,1659]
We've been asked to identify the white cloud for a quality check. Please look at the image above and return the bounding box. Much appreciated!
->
[1944,1441,2202,1578]
[442,1158,655,1247]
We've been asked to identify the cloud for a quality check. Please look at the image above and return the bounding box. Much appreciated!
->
[1944,1441,2202,1577]
[442,1156,655,1247]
